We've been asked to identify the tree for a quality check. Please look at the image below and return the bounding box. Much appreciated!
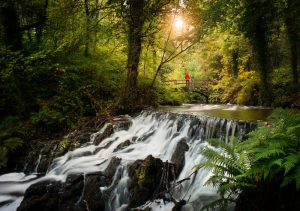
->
[284,0,300,85]
[0,0,22,50]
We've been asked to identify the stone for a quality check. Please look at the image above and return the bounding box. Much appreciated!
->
[17,181,62,211]
[79,175,106,211]
[113,140,132,152]
[172,200,186,211]
[93,124,114,145]
[18,173,108,211]
[171,139,189,177]
[105,157,122,180]
[128,155,164,208]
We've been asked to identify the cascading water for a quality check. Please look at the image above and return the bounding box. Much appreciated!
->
[0,110,256,211]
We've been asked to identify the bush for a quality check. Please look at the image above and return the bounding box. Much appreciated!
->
[197,109,300,210]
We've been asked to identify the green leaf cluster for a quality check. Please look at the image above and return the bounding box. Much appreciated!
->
[197,109,300,210]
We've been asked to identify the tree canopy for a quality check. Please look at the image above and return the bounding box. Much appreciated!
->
[0,0,299,167]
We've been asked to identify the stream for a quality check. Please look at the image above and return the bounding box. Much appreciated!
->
[0,104,272,211]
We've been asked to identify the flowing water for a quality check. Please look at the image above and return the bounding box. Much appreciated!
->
[0,105,270,211]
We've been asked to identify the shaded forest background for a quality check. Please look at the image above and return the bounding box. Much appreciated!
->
[0,0,299,167]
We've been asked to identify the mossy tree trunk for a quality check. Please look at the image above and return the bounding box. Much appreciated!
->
[125,0,145,96]
[285,0,299,85]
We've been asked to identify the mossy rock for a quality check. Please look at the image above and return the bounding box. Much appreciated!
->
[128,155,164,208]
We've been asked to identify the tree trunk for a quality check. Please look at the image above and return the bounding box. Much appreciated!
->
[253,22,272,106]
[0,1,22,51]
[84,0,91,56]
[285,0,299,85]
[125,0,145,95]
[232,49,239,79]
[92,0,99,52]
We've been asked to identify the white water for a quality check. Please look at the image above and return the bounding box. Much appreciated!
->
[0,111,251,211]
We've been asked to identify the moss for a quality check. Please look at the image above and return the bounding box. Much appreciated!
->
[58,138,70,152]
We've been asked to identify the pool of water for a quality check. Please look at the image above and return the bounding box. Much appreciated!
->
[159,104,273,122]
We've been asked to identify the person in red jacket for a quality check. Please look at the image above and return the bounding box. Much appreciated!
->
[184,72,190,86]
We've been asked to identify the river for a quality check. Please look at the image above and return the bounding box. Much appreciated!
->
[0,104,272,211]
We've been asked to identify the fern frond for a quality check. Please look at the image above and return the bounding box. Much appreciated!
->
[201,197,234,211]
[283,154,299,175]
[295,167,300,190]
[254,148,284,161]
[3,137,23,150]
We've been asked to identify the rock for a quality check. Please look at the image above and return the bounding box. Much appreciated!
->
[77,174,106,211]
[105,157,122,180]
[171,139,189,177]
[172,200,186,211]
[94,124,114,145]
[112,116,132,131]
[18,173,108,211]
[128,155,164,208]
[113,140,132,152]
[17,180,62,211]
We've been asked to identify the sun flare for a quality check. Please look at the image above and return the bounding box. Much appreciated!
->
[174,17,184,30]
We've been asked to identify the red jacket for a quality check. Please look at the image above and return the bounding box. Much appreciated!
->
[185,73,190,80]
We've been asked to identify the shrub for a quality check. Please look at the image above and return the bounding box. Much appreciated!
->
[197,109,300,210]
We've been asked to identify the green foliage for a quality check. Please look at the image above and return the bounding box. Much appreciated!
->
[196,137,253,209]
[58,138,70,151]
[156,85,184,106]
[198,109,300,210]
[0,134,23,168]
[242,109,300,188]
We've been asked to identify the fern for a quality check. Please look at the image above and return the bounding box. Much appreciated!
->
[0,137,23,168]
[197,109,300,210]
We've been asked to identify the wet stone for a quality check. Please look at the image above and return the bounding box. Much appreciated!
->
[171,139,189,177]
[105,157,122,180]
[128,155,164,208]
[93,124,114,145]
[113,140,132,152]
[17,173,108,211]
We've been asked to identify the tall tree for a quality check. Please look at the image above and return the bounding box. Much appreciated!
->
[284,0,299,85]
[84,0,91,56]
[125,0,146,94]
[0,0,22,50]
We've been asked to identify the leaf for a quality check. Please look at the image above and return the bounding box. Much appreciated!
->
[283,154,299,175]
[295,168,300,190]
[3,137,23,150]
[254,148,284,161]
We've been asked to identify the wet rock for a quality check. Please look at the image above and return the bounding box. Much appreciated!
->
[17,180,62,211]
[59,175,85,211]
[113,140,132,152]
[93,124,114,145]
[112,116,132,131]
[171,139,189,177]
[23,140,59,174]
[94,139,115,154]
[172,200,186,211]
[128,155,164,208]
[36,157,51,173]
[77,174,106,211]
[105,157,122,180]
[18,173,108,211]
[177,119,184,132]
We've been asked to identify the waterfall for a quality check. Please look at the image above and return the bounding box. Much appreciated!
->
[0,110,256,211]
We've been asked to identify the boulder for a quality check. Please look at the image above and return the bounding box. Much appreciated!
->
[17,173,108,211]
[171,139,189,177]
[105,157,122,180]
[112,116,132,131]
[93,124,114,145]
[128,155,164,208]
[113,140,132,152]
[17,180,62,211]
[77,174,106,211]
